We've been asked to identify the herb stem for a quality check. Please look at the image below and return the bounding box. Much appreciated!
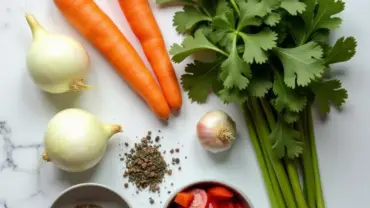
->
[249,98,297,208]
[298,33,308,46]
[229,0,240,16]
[199,6,212,17]
[307,107,326,208]
[258,99,287,208]
[260,99,275,130]
[299,113,316,208]
[243,104,279,208]
[285,159,308,208]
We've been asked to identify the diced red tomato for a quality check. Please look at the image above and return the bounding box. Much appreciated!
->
[174,192,195,207]
[234,203,243,208]
[189,189,208,208]
[219,201,236,208]
[208,199,219,208]
[208,186,234,200]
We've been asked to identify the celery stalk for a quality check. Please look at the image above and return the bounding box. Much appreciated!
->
[299,114,316,208]
[249,99,297,208]
[259,99,287,207]
[243,105,279,208]
[260,99,275,130]
[285,159,309,208]
[307,107,326,208]
[261,98,310,208]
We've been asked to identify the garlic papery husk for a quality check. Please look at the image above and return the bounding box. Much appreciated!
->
[196,110,237,153]
[26,14,90,94]
[43,108,122,172]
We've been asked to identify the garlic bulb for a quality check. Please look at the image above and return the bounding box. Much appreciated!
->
[43,109,122,172]
[26,14,90,94]
[196,111,237,153]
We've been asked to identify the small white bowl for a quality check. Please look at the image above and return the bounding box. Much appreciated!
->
[51,183,132,208]
[164,180,254,208]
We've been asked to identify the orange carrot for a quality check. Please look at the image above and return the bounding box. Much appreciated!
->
[118,0,182,110]
[174,192,194,207]
[208,186,234,200]
[53,0,170,120]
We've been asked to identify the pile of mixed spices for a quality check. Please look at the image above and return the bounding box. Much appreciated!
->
[123,131,168,192]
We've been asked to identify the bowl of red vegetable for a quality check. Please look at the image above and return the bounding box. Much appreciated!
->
[165,181,253,208]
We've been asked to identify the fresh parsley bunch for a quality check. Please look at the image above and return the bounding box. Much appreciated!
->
[157,0,357,207]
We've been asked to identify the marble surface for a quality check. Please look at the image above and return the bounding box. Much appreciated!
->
[1,0,370,207]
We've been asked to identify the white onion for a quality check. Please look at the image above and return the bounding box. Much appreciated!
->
[197,110,237,153]
[26,14,90,94]
[42,109,122,172]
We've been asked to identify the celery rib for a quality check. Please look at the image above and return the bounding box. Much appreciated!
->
[243,105,279,208]
[307,107,326,208]
[259,99,287,207]
[300,114,316,208]
[249,99,297,208]
[285,159,309,208]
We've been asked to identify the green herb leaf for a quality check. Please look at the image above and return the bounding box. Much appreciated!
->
[273,72,307,112]
[209,29,228,43]
[311,29,330,45]
[325,37,357,65]
[173,6,212,33]
[198,25,214,37]
[274,21,289,43]
[280,0,306,15]
[243,0,282,17]
[264,12,282,26]
[199,0,217,13]
[311,79,348,113]
[170,30,227,63]
[240,29,277,64]
[220,37,251,89]
[218,87,248,104]
[284,111,300,124]
[275,42,325,88]
[300,0,315,26]
[311,0,345,31]
[247,76,273,97]
[237,1,263,30]
[270,118,303,159]
[211,8,237,52]
[287,16,306,44]
[181,61,220,103]
[215,0,231,16]
[213,9,236,30]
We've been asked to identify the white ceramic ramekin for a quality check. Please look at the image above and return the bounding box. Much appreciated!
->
[51,183,132,208]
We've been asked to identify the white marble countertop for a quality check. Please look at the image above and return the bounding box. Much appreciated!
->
[1,0,369,207]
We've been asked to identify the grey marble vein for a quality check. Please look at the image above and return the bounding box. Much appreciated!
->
[0,121,15,171]
[0,121,43,172]
[0,199,8,208]
[0,121,45,207]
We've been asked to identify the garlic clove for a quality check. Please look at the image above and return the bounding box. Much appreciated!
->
[196,110,237,153]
